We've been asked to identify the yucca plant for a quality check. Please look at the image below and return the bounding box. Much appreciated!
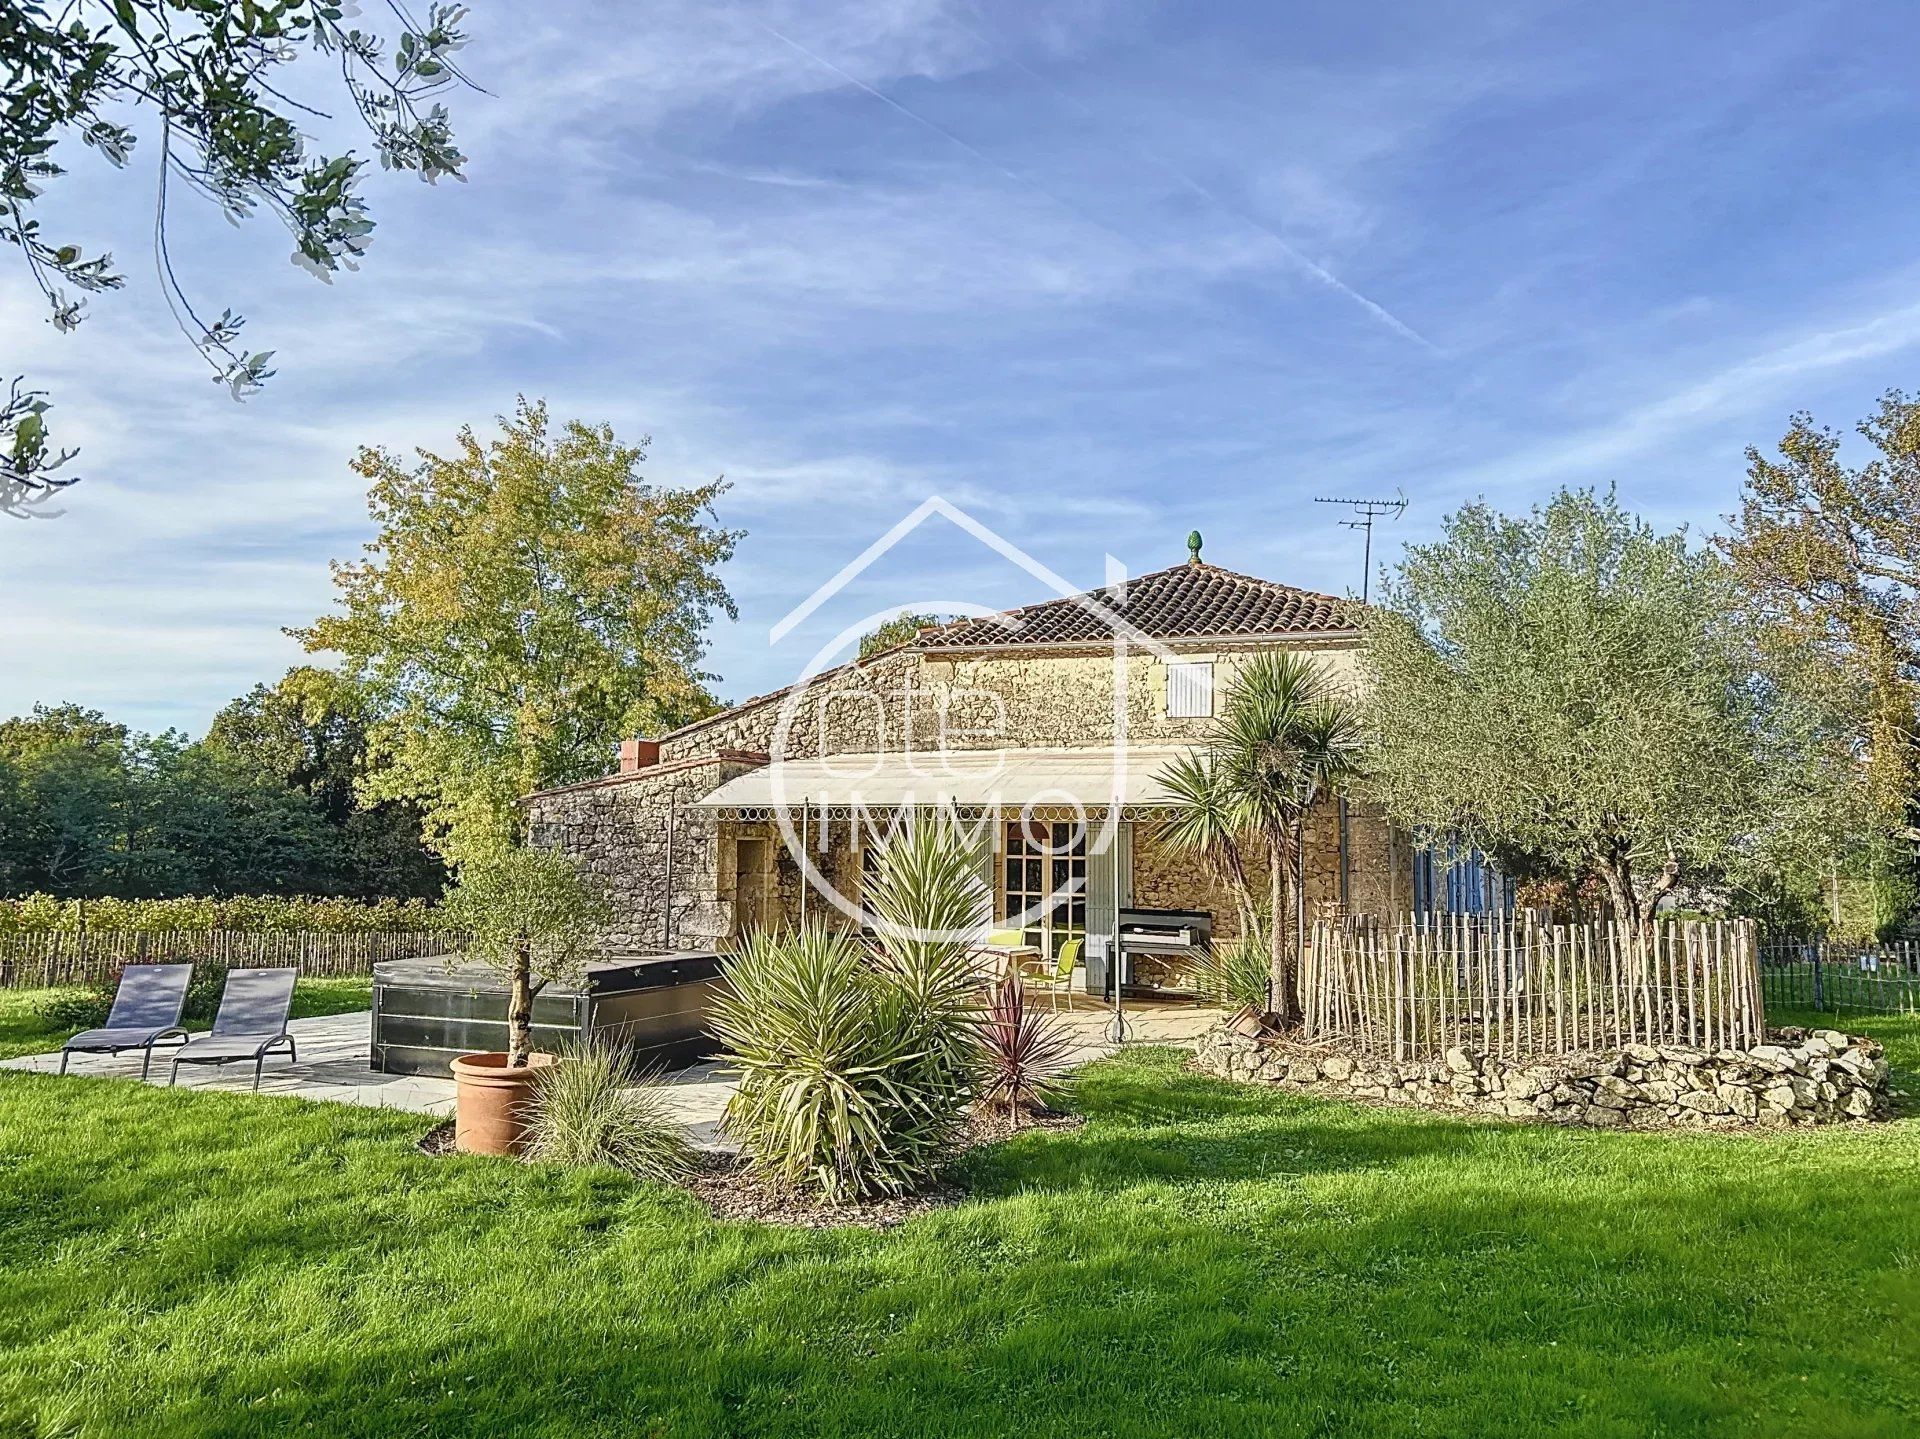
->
[862,816,991,1108]
[977,974,1075,1120]
[713,819,989,1204]
[524,1040,697,1181]
[1190,928,1273,1013]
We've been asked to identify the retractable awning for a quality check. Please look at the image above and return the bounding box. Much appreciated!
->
[690,746,1193,820]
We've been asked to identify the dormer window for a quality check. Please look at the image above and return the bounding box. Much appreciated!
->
[1166,661,1213,718]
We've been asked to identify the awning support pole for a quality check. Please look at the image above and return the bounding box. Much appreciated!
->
[1109,803,1128,1045]
[799,800,808,927]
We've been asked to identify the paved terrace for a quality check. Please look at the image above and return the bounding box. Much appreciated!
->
[1,1001,1221,1149]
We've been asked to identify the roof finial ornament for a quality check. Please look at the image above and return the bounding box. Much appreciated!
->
[1187,529,1203,566]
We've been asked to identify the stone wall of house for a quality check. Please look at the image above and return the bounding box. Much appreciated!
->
[658,642,1368,764]
[1193,1024,1892,1129]
[533,637,1416,950]
[523,756,763,953]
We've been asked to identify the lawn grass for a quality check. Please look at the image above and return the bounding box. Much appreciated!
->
[0,976,373,1061]
[1,1016,1917,1437]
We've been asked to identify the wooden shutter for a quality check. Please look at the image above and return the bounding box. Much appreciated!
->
[1166,662,1213,718]
[1085,822,1133,941]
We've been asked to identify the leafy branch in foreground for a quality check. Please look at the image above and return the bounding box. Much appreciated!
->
[0,378,75,510]
[1,1,479,491]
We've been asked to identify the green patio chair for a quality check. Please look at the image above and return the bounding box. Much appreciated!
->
[1032,937,1081,1010]
[985,928,1024,949]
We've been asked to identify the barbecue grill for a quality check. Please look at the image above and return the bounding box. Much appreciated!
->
[1083,907,1213,998]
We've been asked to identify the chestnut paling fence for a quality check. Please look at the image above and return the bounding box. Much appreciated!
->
[1756,937,1920,1015]
[0,929,447,990]
[1302,915,1765,1062]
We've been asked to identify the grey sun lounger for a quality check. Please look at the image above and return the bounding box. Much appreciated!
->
[60,963,193,1079]
[168,968,299,1091]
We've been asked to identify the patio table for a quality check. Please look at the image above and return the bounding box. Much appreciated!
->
[979,943,1046,983]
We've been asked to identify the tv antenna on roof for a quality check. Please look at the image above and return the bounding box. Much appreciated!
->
[1313,489,1407,604]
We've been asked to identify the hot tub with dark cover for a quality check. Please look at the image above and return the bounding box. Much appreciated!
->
[370,952,723,1076]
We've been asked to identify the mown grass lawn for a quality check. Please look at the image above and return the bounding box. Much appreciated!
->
[0,1012,1915,1438]
[0,977,374,1062]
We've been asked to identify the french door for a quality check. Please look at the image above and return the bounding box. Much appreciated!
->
[1002,820,1087,958]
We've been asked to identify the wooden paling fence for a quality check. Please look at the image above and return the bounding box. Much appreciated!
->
[1303,915,1765,1062]
[1757,937,1920,1015]
[0,929,447,990]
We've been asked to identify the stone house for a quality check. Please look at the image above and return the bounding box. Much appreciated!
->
[524,552,1504,997]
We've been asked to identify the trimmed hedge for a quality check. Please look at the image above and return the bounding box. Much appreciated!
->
[0,895,444,936]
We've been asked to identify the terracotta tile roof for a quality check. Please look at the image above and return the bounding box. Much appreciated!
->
[917,562,1355,649]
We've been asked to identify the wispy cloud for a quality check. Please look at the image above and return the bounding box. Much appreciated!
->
[9,0,1920,732]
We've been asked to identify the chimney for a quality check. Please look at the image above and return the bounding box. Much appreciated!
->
[618,738,661,774]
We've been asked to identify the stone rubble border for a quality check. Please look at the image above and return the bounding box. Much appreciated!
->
[1192,1023,1894,1129]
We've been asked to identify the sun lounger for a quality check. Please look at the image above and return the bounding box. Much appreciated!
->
[60,964,193,1079]
[168,968,299,1091]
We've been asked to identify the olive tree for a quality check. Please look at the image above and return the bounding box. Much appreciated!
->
[3,2,477,499]
[1360,487,1845,935]
[439,847,609,1068]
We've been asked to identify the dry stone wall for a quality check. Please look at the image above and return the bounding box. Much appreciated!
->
[523,756,763,953]
[1194,1023,1892,1129]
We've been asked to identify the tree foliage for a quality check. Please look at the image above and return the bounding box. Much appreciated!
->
[1719,394,1920,842]
[1360,488,1858,932]
[0,892,439,934]
[0,690,443,901]
[294,400,741,865]
[440,847,610,1067]
[1,1,476,500]
[857,612,945,658]
[205,666,443,897]
[0,706,334,897]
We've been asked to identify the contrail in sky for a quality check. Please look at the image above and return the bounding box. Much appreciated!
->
[758,24,1038,195]
[955,14,1441,353]
[757,17,1438,354]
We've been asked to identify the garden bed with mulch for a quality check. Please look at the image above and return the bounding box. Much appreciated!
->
[413,1108,1086,1227]
[681,1109,1085,1228]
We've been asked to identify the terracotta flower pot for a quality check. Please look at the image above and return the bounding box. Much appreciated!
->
[449,1051,557,1156]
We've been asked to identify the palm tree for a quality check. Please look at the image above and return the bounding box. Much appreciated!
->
[1152,749,1259,942]
[1209,652,1363,1025]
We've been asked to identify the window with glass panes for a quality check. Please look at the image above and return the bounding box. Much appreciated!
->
[1002,819,1087,957]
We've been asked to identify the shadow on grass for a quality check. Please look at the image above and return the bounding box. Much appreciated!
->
[958,1046,1515,1197]
[4,1049,1920,1438]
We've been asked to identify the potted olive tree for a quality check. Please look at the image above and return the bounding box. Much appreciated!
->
[439,847,611,1156]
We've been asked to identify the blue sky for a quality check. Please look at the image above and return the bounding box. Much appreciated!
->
[6,0,1920,736]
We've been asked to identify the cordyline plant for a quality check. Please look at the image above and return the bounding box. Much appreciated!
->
[977,974,1075,1121]
[712,819,988,1205]
[438,847,609,1067]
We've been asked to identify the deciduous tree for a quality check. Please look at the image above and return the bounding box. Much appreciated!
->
[293,400,741,865]
[206,666,443,897]
[1720,394,1920,843]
